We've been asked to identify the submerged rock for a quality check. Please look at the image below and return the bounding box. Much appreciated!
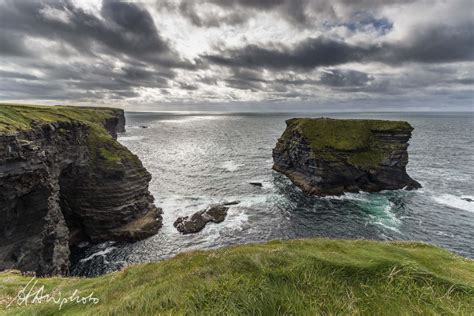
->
[174,204,229,234]
[0,105,162,276]
[273,118,421,196]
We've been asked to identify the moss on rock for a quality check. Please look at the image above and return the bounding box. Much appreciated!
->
[284,118,413,168]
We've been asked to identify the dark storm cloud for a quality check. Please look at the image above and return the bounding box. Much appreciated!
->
[0,31,32,57]
[221,68,375,92]
[178,82,199,90]
[0,75,141,101]
[0,0,192,67]
[319,70,373,87]
[205,37,375,70]
[0,58,173,100]
[0,0,193,101]
[178,1,247,27]
[0,70,38,80]
[383,23,474,64]
[205,20,474,72]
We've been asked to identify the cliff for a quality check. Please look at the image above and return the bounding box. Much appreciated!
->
[273,118,421,196]
[0,104,162,276]
[1,239,472,315]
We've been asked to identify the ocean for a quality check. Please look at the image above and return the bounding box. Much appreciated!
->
[71,111,474,276]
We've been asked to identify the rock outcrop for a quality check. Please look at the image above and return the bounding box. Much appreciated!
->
[0,104,162,276]
[273,118,421,196]
[174,203,232,234]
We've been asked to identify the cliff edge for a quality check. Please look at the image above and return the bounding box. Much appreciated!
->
[273,118,421,196]
[0,104,162,276]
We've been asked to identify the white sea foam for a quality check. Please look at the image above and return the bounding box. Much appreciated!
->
[435,231,454,238]
[225,210,250,231]
[204,209,250,238]
[367,201,401,233]
[433,194,474,213]
[221,160,244,172]
[238,194,273,207]
[80,246,117,263]
[322,192,369,202]
[118,135,144,141]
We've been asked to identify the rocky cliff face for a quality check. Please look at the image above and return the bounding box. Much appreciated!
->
[0,105,161,276]
[273,118,421,196]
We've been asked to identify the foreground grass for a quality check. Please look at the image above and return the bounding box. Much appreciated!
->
[0,239,473,315]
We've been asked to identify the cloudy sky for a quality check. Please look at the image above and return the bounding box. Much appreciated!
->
[0,0,472,111]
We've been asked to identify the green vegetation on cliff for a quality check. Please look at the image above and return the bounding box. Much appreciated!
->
[0,103,139,168]
[1,239,472,315]
[0,104,121,133]
[284,118,413,167]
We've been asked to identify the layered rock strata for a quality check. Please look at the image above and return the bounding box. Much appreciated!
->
[0,104,161,276]
[273,118,421,196]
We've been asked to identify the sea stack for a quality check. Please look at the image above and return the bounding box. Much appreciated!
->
[0,104,162,276]
[273,118,421,196]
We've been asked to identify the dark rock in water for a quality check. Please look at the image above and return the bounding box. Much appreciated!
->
[250,182,263,187]
[0,105,162,276]
[461,197,473,202]
[272,118,421,196]
[222,200,240,206]
[174,204,229,234]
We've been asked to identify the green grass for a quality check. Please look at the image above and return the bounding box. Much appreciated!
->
[0,103,121,133]
[284,118,413,167]
[0,103,139,167]
[0,239,472,315]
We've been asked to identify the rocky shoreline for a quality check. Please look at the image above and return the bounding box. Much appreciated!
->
[0,105,161,276]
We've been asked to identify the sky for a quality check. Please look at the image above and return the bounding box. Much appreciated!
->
[0,0,473,112]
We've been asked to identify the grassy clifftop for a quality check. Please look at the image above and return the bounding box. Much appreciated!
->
[1,239,472,315]
[0,103,137,167]
[0,104,122,134]
[284,118,414,167]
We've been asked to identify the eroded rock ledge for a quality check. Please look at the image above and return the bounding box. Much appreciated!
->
[273,118,421,196]
[0,104,162,276]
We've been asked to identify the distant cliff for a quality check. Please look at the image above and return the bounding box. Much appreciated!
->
[0,104,162,276]
[273,118,421,196]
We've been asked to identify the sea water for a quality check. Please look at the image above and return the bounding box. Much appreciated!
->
[71,111,474,276]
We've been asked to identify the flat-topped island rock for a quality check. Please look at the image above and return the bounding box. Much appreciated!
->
[273,118,421,196]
